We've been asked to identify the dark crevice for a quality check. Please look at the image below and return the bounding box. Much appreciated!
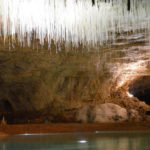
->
[129,76,150,105]
[0,99,14,124]
[92,0,95,6]
[127,0,131,11]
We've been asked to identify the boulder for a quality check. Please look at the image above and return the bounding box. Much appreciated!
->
[77,103,128,123]
[94,103,128,123]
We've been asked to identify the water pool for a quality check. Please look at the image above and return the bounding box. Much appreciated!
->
[0,131,150,150]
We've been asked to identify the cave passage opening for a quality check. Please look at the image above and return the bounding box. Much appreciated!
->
[0,99,14,123]
[129,76,150,105]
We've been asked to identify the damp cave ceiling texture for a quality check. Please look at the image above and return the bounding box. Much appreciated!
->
[0,0,149,49]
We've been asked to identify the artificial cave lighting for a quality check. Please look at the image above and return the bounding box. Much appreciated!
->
[0,0,150,49]
[126,91,133,98]
[78,140,88,144]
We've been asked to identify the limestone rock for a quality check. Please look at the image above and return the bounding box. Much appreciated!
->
[94,103,128,123]
[128,109,141,122]
[77,103,128,123]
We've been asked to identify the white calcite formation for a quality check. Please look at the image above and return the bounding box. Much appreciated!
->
[0,0,149,49]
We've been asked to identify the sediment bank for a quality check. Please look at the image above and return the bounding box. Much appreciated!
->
[1,123,150,135]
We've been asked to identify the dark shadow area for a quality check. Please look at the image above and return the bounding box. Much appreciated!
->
[0,99,14,123]
[0,99,13,113]
[129,76,150,105]
[146,111,150,115]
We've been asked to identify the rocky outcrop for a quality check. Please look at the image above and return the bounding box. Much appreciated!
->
[94,103,128,123]
[76,103,142,123]
[0,51,112,123]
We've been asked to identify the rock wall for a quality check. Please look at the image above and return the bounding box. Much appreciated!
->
[0,34,150,123]
[0,50,113,123]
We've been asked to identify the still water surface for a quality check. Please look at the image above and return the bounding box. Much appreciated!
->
[0,131,150,150]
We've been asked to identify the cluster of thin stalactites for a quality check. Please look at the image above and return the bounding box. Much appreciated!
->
[0,0,149,51]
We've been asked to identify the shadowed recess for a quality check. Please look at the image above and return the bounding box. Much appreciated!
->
[0,99,13,113]
[129,76,150,105]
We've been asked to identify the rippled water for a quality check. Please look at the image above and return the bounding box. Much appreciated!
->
[0,132,150,150]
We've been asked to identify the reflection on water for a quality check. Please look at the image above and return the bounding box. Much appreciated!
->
[0,132,150,150]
